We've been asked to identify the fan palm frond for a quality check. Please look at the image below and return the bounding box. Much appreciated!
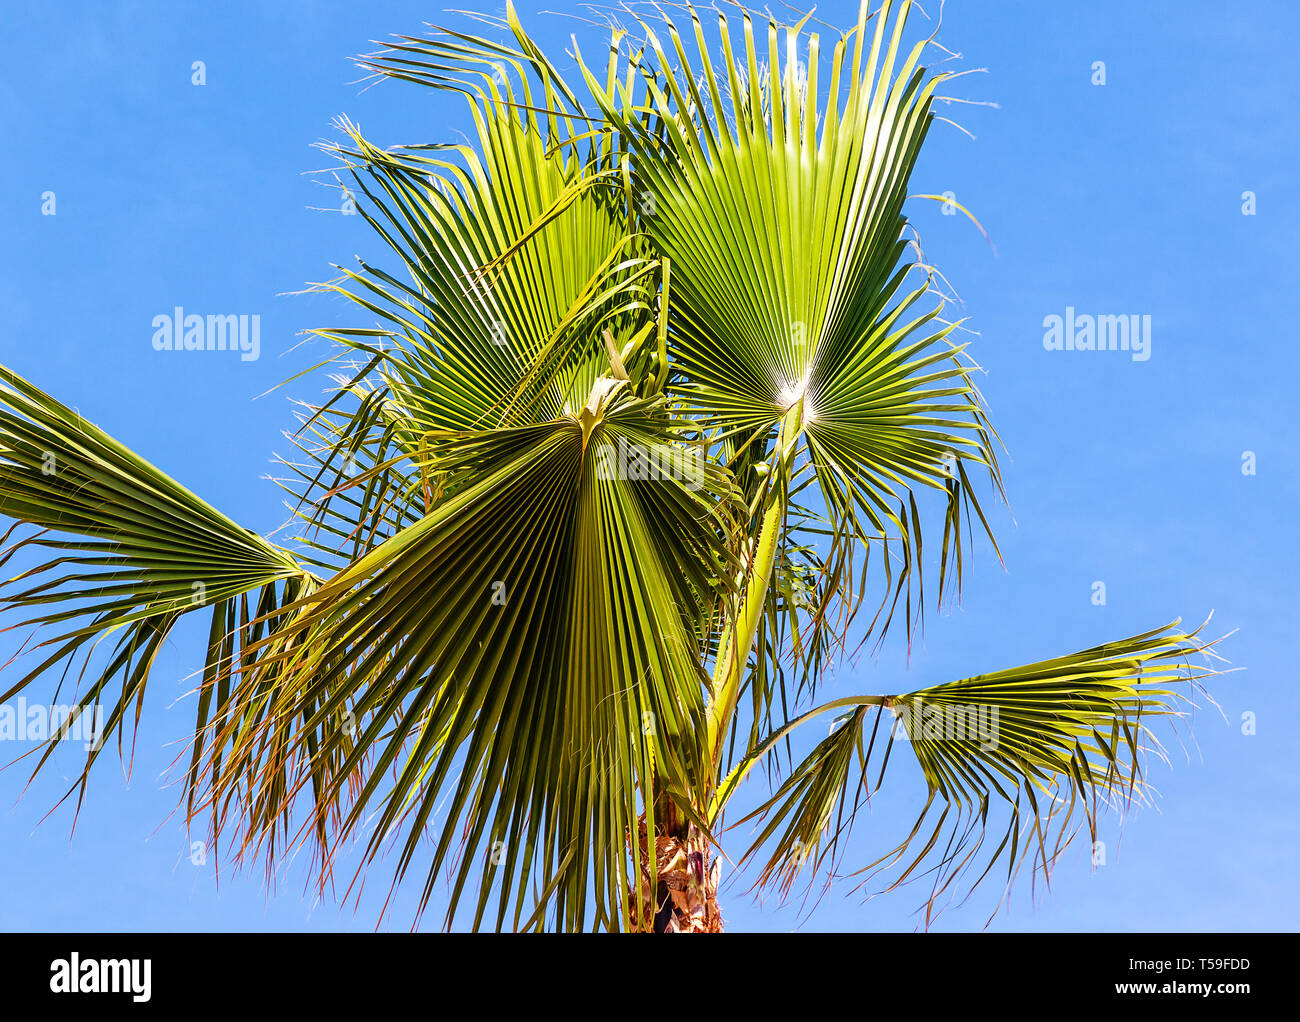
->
[0,366,314,810]
[192,383,738,931]
[729,621,1222,922]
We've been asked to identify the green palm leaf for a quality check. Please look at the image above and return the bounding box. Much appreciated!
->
[573,0,1003,635]
[731,620,1222,921]
[192,384,736,931]
[0,365,313,808]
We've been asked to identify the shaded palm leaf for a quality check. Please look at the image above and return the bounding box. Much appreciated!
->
[191,385,737,931]
[0,365,313,810]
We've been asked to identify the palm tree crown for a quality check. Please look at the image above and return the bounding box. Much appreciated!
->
[0,0,1219,931]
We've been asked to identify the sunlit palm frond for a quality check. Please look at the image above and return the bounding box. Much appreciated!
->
[572,0,1002,646]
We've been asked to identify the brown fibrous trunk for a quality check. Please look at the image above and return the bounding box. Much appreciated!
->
[627,814,722,932]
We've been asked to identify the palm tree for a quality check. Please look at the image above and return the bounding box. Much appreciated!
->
[0,0,1218,932]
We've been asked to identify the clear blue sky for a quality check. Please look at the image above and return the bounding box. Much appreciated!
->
[1,0,1295,931]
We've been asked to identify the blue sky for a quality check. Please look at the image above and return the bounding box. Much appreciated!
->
[0,0,1296,931]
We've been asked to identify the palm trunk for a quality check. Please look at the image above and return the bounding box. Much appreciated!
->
[628,810,722,932]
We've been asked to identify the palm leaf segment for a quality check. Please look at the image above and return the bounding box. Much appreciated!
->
[726,622,1220,923]
[284,23,669,575]
[320,32,659,439]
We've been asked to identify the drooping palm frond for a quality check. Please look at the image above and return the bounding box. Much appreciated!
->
[0,366,315,808]
[189,384,739,931]
[728,620,1222,922]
